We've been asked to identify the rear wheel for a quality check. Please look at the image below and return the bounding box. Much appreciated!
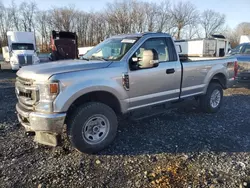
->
[67,102,118,154]
[199,82,223,113]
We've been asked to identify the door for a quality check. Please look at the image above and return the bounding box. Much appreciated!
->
[128,37,182,110]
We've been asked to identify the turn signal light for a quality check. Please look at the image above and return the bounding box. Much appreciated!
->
[50,83,59,94]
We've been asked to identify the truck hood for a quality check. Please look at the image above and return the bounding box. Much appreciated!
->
[17,59,112,81]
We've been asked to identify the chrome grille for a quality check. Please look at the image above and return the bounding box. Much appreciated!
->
[18,55,33,66]
[15,76,38,111]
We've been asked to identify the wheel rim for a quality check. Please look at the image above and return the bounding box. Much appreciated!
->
[82,114,110,145]
[210,89,221,108]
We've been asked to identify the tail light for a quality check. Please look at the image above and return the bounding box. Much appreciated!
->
[234,61,238,80]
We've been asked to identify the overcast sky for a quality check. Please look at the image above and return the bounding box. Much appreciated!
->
[2,0,250,29]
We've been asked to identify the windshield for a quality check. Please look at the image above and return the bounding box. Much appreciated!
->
[230,44,243,55]
[242,44,250,54]
[12,43,34,51]
[82,37,139,61]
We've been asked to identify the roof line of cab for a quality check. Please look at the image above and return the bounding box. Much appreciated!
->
[110,32,171,39]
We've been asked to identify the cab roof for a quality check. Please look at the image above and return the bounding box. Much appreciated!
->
[110,32,171,39]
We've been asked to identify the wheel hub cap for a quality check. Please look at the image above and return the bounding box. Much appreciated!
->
[82,115,110,145]
[210,89,221,108]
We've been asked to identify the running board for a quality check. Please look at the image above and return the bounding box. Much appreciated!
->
[126,98,198,121]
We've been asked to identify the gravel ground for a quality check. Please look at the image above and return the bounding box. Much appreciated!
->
[0,71,250,188]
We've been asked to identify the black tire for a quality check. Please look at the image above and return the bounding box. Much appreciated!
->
[67,102,118,154]
[199,82,223,113]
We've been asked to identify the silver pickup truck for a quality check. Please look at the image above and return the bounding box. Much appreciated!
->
[15,32,238,153]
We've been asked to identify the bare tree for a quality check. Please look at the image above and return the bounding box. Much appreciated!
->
[143,2,158,32]
[200,10,225,38]
[182,25,202,39]
[49,5,77,31]
[36,11,51,51]
[155,0,173,32]
[105,0,133,34]
[170,1,199,39]
[130,1,146,33]
[75,11,91,46]
[10,0,20,31]
[236,22,250,35]
[19,1,37,31]
[225,22,250,48]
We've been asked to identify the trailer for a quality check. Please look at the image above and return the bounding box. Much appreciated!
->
[175,35,230,58]
[240,35,250,44]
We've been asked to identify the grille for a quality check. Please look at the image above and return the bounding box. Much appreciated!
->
[16,77,32,86]
[16,76,38,111]
[18,55,33,66]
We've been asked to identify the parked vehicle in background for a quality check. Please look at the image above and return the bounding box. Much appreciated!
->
[240,35,250,44]
[78,46,94,58]
[175,35,231,58]
[7,31,40,70]
[15,32,237,153]
[2,46,10,62]
[228,42,250,82]
[49,30,78,61]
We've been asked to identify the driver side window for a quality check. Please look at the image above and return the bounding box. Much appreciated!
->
[134,38,169,62]
[130,38,169,70]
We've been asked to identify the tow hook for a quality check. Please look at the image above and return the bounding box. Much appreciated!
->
[25,131,35,136]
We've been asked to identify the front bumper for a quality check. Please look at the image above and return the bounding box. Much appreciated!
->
[16,104,66,134]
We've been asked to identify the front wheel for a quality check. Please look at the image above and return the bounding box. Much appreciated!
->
[199,82,223,113]
[67,102,118,154]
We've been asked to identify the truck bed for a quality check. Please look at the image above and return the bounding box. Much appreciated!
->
[180,56,227,62]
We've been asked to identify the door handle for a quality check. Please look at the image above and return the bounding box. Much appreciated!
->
[166,68,175,74]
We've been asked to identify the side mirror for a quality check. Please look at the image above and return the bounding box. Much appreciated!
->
[176,45,182,53]
[139,49,159,69]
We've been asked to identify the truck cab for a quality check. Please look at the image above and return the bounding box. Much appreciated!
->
[7,31,40,70]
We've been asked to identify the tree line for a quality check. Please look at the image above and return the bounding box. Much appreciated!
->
[0,0,249,52]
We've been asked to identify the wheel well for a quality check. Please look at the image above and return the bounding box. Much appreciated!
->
[210,73,227,89]
[66,91,121,122]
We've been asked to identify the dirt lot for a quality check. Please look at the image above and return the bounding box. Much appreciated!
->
[0,71,250,188]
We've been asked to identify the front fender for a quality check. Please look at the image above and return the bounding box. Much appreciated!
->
[53,78,129,113]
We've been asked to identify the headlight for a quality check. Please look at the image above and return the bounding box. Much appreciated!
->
[35,82,60,112]
[33,55,40,64]
[10,56,18,64]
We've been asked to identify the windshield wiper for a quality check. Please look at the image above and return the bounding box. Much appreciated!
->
[89,56,108,61]
[81,57,90,61]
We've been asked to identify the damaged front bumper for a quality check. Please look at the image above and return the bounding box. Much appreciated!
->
[16,104,66,146]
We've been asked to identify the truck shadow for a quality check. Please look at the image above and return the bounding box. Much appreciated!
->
[100,94,250,156]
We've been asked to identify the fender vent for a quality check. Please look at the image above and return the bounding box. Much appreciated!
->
[122,73,129,91]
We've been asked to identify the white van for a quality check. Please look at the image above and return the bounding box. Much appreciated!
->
[7,31,40,70]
